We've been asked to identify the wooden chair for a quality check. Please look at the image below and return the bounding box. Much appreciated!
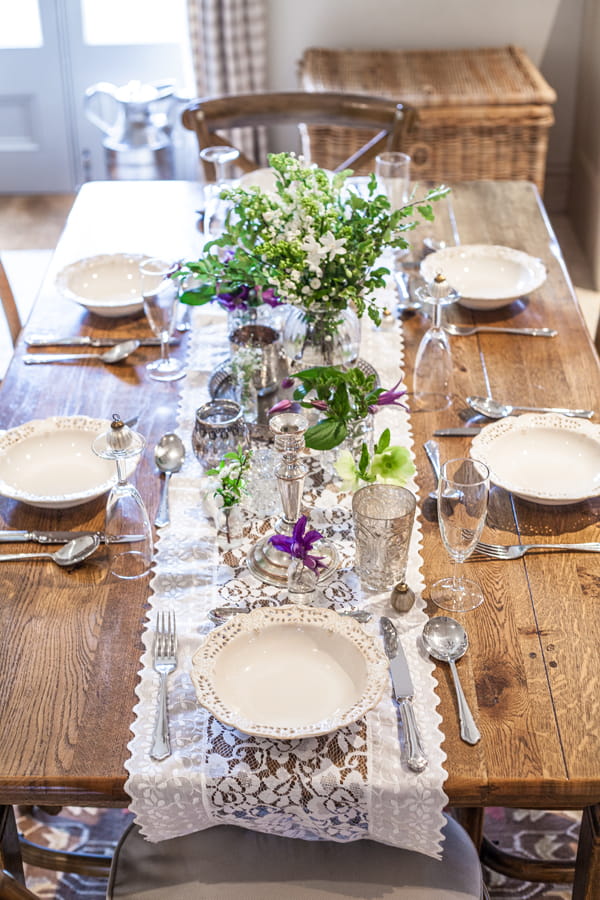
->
[0,258,22,347]
[182,91,417,180]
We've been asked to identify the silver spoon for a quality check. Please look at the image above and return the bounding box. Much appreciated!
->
[23,339,140,365]
[422,616,480,745]
[0,533,100,566]
[154,433,186,527]
[208,606,372,625]
[466,395,594,420]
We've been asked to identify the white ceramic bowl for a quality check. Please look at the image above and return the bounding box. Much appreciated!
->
[470,413,600,505]
[420,244,547,310]
[56,253,151,317]
[191,605,388,739]
[0,416,137,509]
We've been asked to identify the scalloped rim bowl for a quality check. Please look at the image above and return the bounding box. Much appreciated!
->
[191,605,389,739]
[470,413,600,505]
[420,244,547,310]
[56,253,151,317]
[0,416,137,509]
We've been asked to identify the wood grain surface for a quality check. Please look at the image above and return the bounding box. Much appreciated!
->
[0,179,598,819]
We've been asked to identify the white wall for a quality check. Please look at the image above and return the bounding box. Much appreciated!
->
[266,0,585,210]
[570,0,600,289]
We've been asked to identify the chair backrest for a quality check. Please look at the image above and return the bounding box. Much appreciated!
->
[0,258,22,346]
[182,91,417,180]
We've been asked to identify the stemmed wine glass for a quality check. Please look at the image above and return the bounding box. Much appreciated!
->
[375,151,414,311]
[140,258,186,382]
[412,273,459,411]
[431,456,489,612]
[200,145,240,236]
[92,415,154,580]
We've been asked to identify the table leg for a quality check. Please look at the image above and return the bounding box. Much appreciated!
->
[573,804,600,900]
[453,807,484,850]
[0,805,25,883]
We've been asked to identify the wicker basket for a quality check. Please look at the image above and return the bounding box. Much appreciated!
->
[298,45,556,192]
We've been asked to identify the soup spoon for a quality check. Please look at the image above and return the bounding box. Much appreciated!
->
[23,339,140,365]
[0,533,100,566]
[422,616,481,745]
[466,395,594,420]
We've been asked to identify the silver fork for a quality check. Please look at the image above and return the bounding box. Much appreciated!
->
[472,541,600,560]
[445,324,557,337]
[150,611,177,761]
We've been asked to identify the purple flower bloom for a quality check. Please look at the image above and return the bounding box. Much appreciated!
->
[269,515,326,570]
[268,398,301,416]
[310,399,329,411]
[261,287,282,307]
[280,376,295,390]
[369,379,408,413]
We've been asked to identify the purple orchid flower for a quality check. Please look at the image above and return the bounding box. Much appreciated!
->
[310,399,329,411]
[216,285,250,311]
[260,287,282,307]
[280,376,295,390]
[268,398,302,416]
[269,515,326,570]
[368,379,409,413]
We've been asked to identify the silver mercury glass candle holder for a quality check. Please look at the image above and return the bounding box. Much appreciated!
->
[246,411,339,586]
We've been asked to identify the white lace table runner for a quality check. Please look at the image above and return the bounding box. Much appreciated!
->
[125,288,449,858]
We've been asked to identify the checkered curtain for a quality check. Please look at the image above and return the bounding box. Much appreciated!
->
[186,0,268,165]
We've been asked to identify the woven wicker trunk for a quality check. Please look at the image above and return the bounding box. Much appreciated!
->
[298,45,556,193]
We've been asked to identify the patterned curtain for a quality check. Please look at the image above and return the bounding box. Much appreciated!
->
[186,0,268,165]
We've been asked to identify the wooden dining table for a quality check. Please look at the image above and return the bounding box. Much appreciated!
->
[0,178,599,898]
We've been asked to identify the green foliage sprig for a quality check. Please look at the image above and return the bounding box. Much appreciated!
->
[206,445,253,508]
[177,152,449,325]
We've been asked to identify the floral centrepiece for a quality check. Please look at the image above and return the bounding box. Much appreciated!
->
[203,445,253,539]
[177,152,448,327]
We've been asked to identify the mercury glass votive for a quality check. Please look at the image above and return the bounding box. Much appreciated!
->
[192,399,248,470]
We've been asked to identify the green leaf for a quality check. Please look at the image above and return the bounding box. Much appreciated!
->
[304,419,348,450]
[358,442,370,475]
[179,286,214,305]
[375,428,391,453]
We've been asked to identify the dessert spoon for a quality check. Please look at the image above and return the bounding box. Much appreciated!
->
[208,606,372,625]
[466,395,594,420]
[23,339,140,365]
[0,533,100,566]
[422,616,481,745]
[154,433,186,527]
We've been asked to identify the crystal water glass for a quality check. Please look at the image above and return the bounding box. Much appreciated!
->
[140,258,186,382]
[352,484,416,592]
[431,457,489,612]
[375,152,413,311]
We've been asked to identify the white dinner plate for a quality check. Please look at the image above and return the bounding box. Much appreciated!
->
[420,244,546,310]
[0,416,137,509]
[56,253,151,317]
[470,413,600,505]
[191,605,388,739]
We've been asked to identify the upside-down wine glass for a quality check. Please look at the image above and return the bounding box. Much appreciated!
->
[200,145,240,236]
[92,415,154,580]
[412,273,459,411]
[140,258,186,382]
[431,456,489,612]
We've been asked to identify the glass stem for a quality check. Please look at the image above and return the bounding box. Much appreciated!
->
[451,556,460,588]
[161,334,170,363]
[115,458,127,486]
[432,300,443,330]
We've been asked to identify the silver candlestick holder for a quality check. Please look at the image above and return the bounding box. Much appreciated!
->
[247,411,339,586]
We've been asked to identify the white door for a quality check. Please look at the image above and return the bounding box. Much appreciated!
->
[0,0,195,193]
[0,0,75,191]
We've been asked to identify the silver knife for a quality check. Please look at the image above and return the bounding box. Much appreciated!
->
[25,335,179,347]
[0,531,145,544]
[433,427,483,437]
[380,617,428,773]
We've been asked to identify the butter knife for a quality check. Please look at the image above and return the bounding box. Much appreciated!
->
[0,531,145,544]
[26,335,179,347]
[433,427,483,437]
[380,617,428,773]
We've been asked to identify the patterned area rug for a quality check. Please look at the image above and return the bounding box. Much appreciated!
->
[16,806,581,898]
